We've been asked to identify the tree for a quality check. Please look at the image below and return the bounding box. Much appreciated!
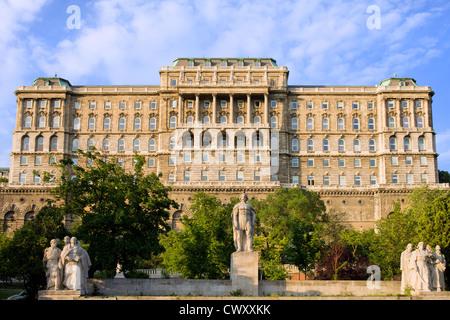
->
[44,149,178,275]
[0,205,67,299]
[160,192,235,279]
[438,170,450,183]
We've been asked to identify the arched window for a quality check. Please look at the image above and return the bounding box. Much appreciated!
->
[253,116,261,124]
[22,136,30,151]
[369,139,376,151]
[169,137,175,150]
[87,138,94,150]
[50,136,58,151]
[291,117,298,130]
[368,118,375,130]
[52,116,60,128]
[270,116,277,128]
[148,139,156,151]
[307,118,314,130]
[307,139,314,151]
[183,132,193,148]
[218,131,227,148]
[24,116,32,128]
[353,118,360,130]
[149,117,156,130]
[404,137,411,151]
[170,116,177,128]
[103,118,111,130]
[390,137,397,151]
[353,139,360,152]
[252,131,263,147]
[416,117,424,128]
[38,116,46,128]
[220,116,227,124]
[102,138,109,151]
[337,118,344,130]
[133,138,140,151]
[235,131,246,148]
[292,138,299,152]
[322,118,329,130]
[134,117,141,130]
[323,139,329,151]
[338,139,345,152]
[72,138,79,152]
[118,117,126,130]
[388,117,395,128]
[36,136,44,151]
[271,136,278,150]
[236,116,244,124]
[73,118,80,130]
[118,138,125,151]
[202,131,212,147]
[186,116,194,125]
[402,117,409,128]
[88,117,95,130]
[418,137,425,151]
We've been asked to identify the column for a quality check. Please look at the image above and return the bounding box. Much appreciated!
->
[264,94,269,124]
[229,94,234,124]
[178,95,183,124]
[247,94,251,124]
[212,93,217,124]
[195,94,200,123]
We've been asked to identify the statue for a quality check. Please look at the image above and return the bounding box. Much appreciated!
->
[61,237,91,294]
[232,193,256,252]
[43,239,62,290]
[400,243,413,294]
[432,245,446,291]
[409,242,432,293]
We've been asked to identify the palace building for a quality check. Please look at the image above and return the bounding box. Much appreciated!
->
[1,58,442,231]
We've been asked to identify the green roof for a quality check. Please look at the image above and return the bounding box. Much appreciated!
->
[379,77,417,86]
[32,77,72,86]
[172,58,278,66]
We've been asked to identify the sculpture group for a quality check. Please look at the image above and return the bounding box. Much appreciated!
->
[43,236,91,294]
[400,242,446,294]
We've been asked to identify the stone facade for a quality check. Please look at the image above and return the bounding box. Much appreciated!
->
[1,58,444,231]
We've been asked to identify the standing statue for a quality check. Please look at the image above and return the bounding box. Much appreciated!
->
[61,237,91,294]
[43,239,62,290]
[432,245,447,291]
[409,242,432,293]
[232,193,256,252]
[400,243,413,294]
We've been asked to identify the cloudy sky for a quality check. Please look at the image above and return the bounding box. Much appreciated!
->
[1,0,450,170]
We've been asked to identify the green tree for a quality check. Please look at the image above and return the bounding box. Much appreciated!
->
[45,149,178,275]
[438,170,450,183]
[160,192,235,279]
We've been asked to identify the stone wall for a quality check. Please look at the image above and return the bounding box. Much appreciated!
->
[88,278,401,297]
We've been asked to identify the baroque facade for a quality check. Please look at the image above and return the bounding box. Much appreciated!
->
[2,58,442,231]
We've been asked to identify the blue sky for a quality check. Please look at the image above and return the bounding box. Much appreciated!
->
[1,0,450,171]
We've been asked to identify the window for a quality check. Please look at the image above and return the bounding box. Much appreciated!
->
[416,117,424,128]
[220,116,227,124]
[20,156,27,165]
[254,153,261,163]
[308,176,315,186]
[337,101,344,110]
[415,100,423,108]
[102,139,109,151]
[354,158,361,167]
[322,102,328,110]
[74,101,81,109]
[406,156,413,165]
[322,118,329,130]
[307,158,314,167]
[392,174,399,184]
[201,171,208,182]
[337,118,344,130]
[34,174,40,184]
[38,116,46,128]
[133,139,140,151]
[103,118,111,130]
[219,152,226,163]
[171,79,177,87]
[353,139,361,152]
[391,156,398,165]
[236,116,243,124]
[134,101,141,109]
[236,171,244,182]
[254,116,261,124]
[87,139,94,150]
[352,102,359,110]
[306,102,313,109]
[270,116,277,128]
[36,136,44,151]
[368,118,375,130]
[338,139,345,152]
[401,100,408,109]
[291,117,298,130]
[52,116,60,128]
[184,151,191,163]
[353,118,360,130]
[388,117,395,128]
[104,101,111,109]
[187,101,194,108]
[355,176,361,186]
[74,118,80,130]
[26,100,32,108]
[271,100,277,108]
[421,174,428,184]
[323,139,329,151]
[148,158,155,167]
[292,158,299,167]
[307,139,314,151]
[118,139,125,151]
[402,117,409,128]
[72,138,79,152]
[88,117,95,130]
[149,117,156,130]
[370,159,376,167]
[404,137,411,151]
[307,118,314,130]
[184,171,190,182]
[406,174,413,184]
[339,175,346,186]
[219,171,226,182]
[186,116,194,125]
[323,158,330,167]
[221,101,227,108]
[338,159,345,167]
[118,117,126,130]
[89,101,96,109]
[19,173,26,184]
[169,157,175,166]
[369,139,376,152]
[390,137,397,151]
[134,118,141,130]
[368,102,374,109]
[387,100,394,108]
[291,102,298,110]
[151,101,157,109]
[24,116,32,128]
[418,137,425,151]
[292,175,299,184]
[40,100,47,108]
[323,176,330,186]
[370,175,377,185]
[50,136,57,151]
[237,151,244,163]
[292,139,299,152]
[420,157,427,165]
[148,139,156,151]
[254,171,261,182]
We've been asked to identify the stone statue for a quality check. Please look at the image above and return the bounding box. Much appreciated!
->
[432,245,446,291]
[409,242,432,293]
[400,243,413,294]
[43,239,62,290]
[232,193,256,252]
[61,237,91,294]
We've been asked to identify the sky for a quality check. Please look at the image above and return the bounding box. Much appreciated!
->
[1,0,450,171]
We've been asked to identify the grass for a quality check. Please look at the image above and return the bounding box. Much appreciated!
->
[0,288,23,300]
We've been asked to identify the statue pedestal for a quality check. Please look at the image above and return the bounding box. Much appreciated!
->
[230,251,259,296]
[38,290,81,300]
